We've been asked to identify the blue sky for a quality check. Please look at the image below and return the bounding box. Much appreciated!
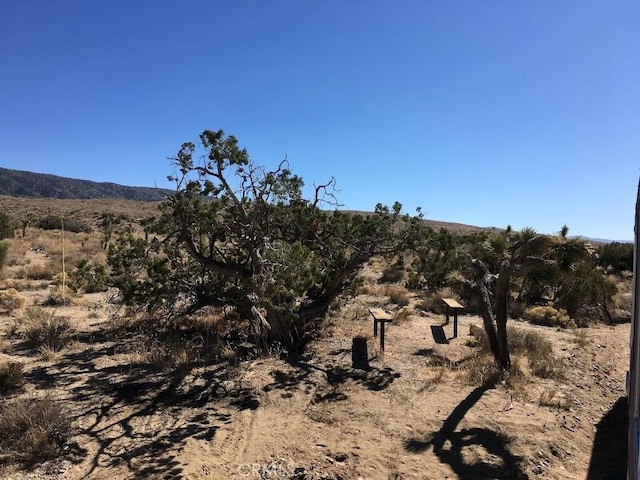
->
[1,1,638,240]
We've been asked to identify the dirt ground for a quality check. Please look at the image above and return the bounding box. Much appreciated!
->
[0,250,631,480]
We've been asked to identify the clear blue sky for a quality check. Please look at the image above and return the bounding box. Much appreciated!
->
[1,1,638,240]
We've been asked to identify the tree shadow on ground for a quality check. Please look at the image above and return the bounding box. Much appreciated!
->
[262,355,400,403]
[22,328,253,479]
[587,396,627,480]
[71,360,242,479]
[404,385,529,479]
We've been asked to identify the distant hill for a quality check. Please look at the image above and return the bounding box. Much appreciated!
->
[0,167,171,201]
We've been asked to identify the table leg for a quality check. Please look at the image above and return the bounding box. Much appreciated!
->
[453,312,458,338]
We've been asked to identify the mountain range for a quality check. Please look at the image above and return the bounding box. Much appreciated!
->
[0,167,170,201]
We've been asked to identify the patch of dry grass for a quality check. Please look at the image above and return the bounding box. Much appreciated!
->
[0,288,26,315]
[0,362,24,392]
[394,306,413,323]
[463,325,566,386]
[386,286,411,306]
[539,389,573,410]
[22,306,73,352]
[415,288,461,315]
[0,395,72,464]
[421,366,448,392]
[13,262,60,281]
[571,328,590,348]
[0,279,49,291]
[378,265,404,283]
[128,337,192,371]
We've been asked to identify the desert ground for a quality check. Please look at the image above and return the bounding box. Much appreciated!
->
[0,198,631,480]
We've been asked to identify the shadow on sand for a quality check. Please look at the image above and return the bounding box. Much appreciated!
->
[430,325,449,345]
[263,354,400,403]
[587,396,628,480]
[404,385,528,479]
[25,333,254,479]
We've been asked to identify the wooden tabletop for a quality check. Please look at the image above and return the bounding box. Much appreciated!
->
[442,298,464,309]
[368,307,393,321]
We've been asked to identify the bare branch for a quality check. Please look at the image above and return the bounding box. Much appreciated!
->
[313,177,340,208]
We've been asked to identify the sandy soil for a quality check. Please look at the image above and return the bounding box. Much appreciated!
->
[0,251,630,480]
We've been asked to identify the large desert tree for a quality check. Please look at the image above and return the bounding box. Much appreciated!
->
[109,130,418,349]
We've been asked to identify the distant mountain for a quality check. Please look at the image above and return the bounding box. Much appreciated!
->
[0,167,171,201]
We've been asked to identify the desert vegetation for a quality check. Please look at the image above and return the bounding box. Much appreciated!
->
[0,131,632,479]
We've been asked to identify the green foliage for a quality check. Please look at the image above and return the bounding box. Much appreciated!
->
[469,226,614,370]
[410,228,470,291]
[98,212,128,248]
[37,215,92,233]
[483,231,615,323]
[68,259,108,293]
[0,212,14,239]
[108,130,419,347]
[597,241,633,273]
[555,260,617,321]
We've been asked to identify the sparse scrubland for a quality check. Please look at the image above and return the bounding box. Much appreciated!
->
[0,131,633,479]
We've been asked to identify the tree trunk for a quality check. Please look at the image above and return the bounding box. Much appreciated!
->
[474,260,511,371]
[266,307,295,347]
[494,260,512,370]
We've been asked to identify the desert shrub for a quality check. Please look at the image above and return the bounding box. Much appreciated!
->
[0,362,24,392]
[387,286,410,306]
[356,282,381,296]
[572,328,590,348]
[530,355,566,379]
[0,212,15,239]
[523,305,570,327]
[539,389,572,410]
[0,241,8,270]
[394,306,413,322]
[415,295,438,314]
[415,288,460,315]
[23,307,72,351]
[506,327,553,357]
[68,259,108,293]
[470,325,563,379]
[14,262,60,281]
[41,287,73,307]
[556,262,617,322]
[131,337,191,371]
[379,265,404,283]
[0,288,26,315]
[0,395,72,463]
[464,354,502,386]
[598,242,633,273]
[37,215,91,233]
[1,279,49,291]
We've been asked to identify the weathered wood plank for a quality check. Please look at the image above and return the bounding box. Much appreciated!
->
[442,298,464,309]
